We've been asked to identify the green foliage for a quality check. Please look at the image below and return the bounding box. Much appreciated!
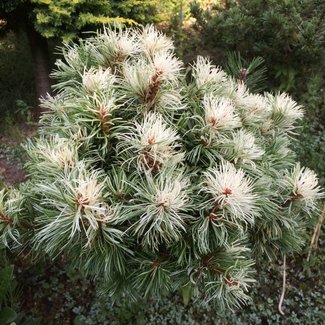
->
[224,52,267,93]
[110,0,164,25]
[191,0,325,92]
[294,73,325,187]
[31,0,135,41]
[0,26,323,309]
[0,307,17,325]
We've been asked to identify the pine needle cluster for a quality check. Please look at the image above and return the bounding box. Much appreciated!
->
[0,26,323,309]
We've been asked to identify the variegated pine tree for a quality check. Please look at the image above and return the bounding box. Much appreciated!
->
[0,26,323,309]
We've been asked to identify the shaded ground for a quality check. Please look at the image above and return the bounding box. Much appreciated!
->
[12,253,95,325]
[0,159,25,184]
[0,122,36,186]
[11,247,325,325]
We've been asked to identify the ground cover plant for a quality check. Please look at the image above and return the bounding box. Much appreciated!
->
[0,26,323,312]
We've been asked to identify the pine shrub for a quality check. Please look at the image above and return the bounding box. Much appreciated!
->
[0,26,323,309]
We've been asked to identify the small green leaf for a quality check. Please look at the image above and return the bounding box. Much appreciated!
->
[73,316,86,325]
[180,284,193,306]
[0,307,17,324]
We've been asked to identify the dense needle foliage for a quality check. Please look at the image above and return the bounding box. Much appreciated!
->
[190,0,325,92]
[0,26,323,309]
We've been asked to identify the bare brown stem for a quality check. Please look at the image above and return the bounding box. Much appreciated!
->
[307,203,325,262]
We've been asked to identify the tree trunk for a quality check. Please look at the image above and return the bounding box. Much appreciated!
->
[26,25,52,118]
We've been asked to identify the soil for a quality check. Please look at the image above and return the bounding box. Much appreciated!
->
[0,122,37,185]
[0,158,25,184]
